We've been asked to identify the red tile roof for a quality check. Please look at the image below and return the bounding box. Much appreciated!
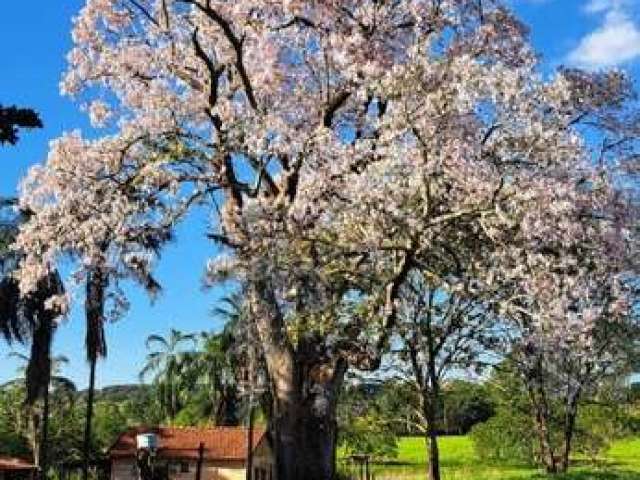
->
[109,427,267,462]
[0,457,36,471]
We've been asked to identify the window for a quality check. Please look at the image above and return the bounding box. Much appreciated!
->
[180,462,190,473]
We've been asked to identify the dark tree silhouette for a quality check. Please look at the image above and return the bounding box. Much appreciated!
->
[0,103,61,479]
[0,105,43,145]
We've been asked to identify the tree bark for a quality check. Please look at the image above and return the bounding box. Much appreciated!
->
[423,290,442,480]
[422,381,442,479]
[271,363,345,480]
[526,371,557,474]
[249,278,347,480]
[560,390,581,473]
[82,266,107,480]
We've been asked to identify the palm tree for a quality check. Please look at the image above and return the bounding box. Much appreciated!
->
[140,329,197,422]
[182,329,240,426]
[8,353,75,476]
[1,205,64,480]
[82,266,108,480]
[210,292,269,480]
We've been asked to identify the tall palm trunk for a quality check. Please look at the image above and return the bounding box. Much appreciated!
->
[82,267,107,480]
[40,381,50,480]
[82,359,97,480]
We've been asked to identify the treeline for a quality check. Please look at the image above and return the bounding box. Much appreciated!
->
[338,367,640,466]
[0,377,160,471]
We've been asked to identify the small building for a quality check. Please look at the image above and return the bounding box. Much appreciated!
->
[108,427,274,480]
[0,457,37,480]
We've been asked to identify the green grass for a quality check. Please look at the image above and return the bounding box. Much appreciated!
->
[339,436,640,480]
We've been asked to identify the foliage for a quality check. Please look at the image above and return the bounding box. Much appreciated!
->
[0,379,84,470]
[470,408,537,463]
[341,436,640,480]
[442,381,494,435]
[140,328,197,421]
[11,0,640,478]
[338,381,398,460]
[573,404,636,460]
[340,411,398,461]
[470,362,639,468]
[0,105,42,145]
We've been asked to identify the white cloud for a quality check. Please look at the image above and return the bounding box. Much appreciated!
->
[568,2,640,69]
[584,0,616,14]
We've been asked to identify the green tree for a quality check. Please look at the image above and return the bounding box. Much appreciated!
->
[338,379,399,461]
[7,353,75,472]
[140,329,197,422]
[442,381,494,435]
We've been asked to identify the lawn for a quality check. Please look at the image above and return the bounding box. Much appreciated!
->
[339,436,640,480]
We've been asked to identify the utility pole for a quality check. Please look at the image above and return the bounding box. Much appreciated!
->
[195,442,204,480]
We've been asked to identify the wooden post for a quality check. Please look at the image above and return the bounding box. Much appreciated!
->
[195,442,204,480]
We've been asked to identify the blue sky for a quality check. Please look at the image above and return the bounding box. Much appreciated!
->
[1,0,639,389]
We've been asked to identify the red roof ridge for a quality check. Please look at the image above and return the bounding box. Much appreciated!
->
[108,425,268,462]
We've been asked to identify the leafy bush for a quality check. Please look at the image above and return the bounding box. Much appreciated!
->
[339,411,398,461]
[574,404,637,460]
[470,408,537,463]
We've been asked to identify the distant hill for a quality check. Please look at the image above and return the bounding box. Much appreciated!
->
[78,384,152,402]
[1,380,152,402]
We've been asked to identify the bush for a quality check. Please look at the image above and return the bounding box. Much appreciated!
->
[339,411,398,461]
[574,404,637,460]
[470,408,537,464]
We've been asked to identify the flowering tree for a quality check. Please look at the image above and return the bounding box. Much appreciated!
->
[14,1,640,479]
[490,145,640,473]
[14,129,190,480]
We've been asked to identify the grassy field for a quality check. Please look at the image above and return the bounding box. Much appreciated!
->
[339,436,640,480]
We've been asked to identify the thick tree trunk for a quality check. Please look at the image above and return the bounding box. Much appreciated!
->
[82,358,97,480]
[249,280,347,480]
[29,410,41,471]
[272,376,343,480]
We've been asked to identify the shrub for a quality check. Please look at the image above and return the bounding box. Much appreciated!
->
[574,404,637,460]
[470,408,537,464]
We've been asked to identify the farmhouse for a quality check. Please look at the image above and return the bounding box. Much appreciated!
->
[0,457,36,480]
[108,427,274,480]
